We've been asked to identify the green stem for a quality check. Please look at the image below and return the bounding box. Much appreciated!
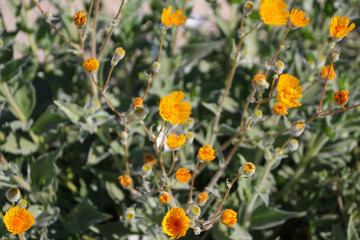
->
[318,46,335,112]
[18,234,24,240]
[1,82,26,121]
[101,64,115,92]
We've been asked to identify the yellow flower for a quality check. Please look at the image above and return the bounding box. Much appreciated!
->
[329,16,356,40]
[321,65,336,81]
[273,102,288,115]
[166,134,186,149]
[133,97,143,110]
[259,0,289,26]
[144,153,158,167]
[161,6,186,28]
[3,206,35,235]
[159,192,171,205]
[221,209,237,227]
[289,9,310,29]
[197,191,209,206]
[162,207,190,239]
[83,57,99,75]
[241,162,256,177]
[333,90,349,110]
[159,91,191,125]
[74,10,87,26]
[118,174,133,188]
[198,145,216,162]
[277,74,302,108]
[176,168,191,183]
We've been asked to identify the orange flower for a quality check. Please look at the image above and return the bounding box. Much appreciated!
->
[118,174,133,188]
[259,0,289,26]
[221,209,237,227]
[277,74,302,108]
[252,71,266,84]
[321,65,336,81]
[3,206,35,235]
[162,207,190,239]
[83,57,99,75]
[144,153,158,167]
[133,97,143,108]
[289,9,309,29]
[159,192,171,205]
[198,145,216,162]
[273,102,288,115]
[161,6,186,28]
[329,16,356,40]
[333,90,349,110]
[159,91,191,125]
[197,192,209,206]
[166,134,186,149]
[74,10,87,26]
[176,168,191,183]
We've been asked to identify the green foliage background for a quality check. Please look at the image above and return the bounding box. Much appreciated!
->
[0,0,360,239]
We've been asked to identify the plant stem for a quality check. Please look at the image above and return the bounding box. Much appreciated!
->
[187,160,201,206]
[1,82,26,121]
[154,121,166,175]
[97,0,126,59]
[23,0,38,58]
[31,0,80,50]
[167,151,177,177]
[318,47,335,112]
[239,89,257,130]
[210,21,261,145]
[207,119,252,190]
[208,174,242,223]
[102,64,115,92]
[81,0,94,41]
[91,0,100,57]
[18,234,24,240]
[141,27,167,100]
[264,28,290,76]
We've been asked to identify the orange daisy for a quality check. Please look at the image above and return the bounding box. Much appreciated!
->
[259,0,289,26]
[159,91,191,125]
[161,6,187,28]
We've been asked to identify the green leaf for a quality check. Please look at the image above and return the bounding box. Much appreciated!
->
[250,205,306,230]
[0,55,31,83]
[54,100,84,124]
[12,83,36,120]
[30,149,61,189]
[347,214,360,240]
[63,199,111,233]
[0,132,37,155]
[202,102,218,115]
[87,140,110,165]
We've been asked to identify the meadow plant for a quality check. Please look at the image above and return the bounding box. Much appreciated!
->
[0,0,359,239]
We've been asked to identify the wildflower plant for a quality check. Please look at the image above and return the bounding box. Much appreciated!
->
[0,0,359,239]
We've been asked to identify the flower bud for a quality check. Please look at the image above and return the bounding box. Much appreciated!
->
[159,192,171,205]
[274,60,285,74]
[243,1,254,16]
[120,131,128,141]
[333,52,340,62]
[186,132,195,144]
[290,120,305,137]
[185,118,195,129]
[196,191,209,206]
[142,164,152,177]
[189,205,201,219]
[252,72,269,94]
[6,187,21,203]
[194,226,201,235]
[240,162,255,177]
[111,47,126,66]
[287,139,299,152]
[17,199,28,208]
[152,61,161,73]
[124,208,136,221]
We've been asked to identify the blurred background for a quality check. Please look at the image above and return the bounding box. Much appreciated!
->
[0,0,360,239]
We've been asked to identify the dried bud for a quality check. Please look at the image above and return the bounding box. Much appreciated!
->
[274,60,285,74]
[6,187,21,203]
[287,139,299,152]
